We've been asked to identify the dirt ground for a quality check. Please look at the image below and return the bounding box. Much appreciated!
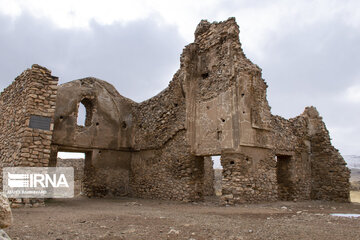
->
[5,196,360,240]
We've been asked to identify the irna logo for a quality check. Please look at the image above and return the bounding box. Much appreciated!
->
[3,167,74,198]
[7,172,69,188]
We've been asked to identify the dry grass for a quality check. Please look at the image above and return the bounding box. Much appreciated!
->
[350,191,360,203]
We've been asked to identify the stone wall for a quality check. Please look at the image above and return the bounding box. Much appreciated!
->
[50,78,134,197]
[0,64,58,185]
[271,107,349,202]
[56,158,85,196]
[83,150,131,197]
[133,72,186,150]
[1,18,350,204]
[129,69,205,201]
[130,130,204,201]
[51,18,349,203]
[304,107,350,202]
[203,156,215,196]
[185,19,273,157]
[271,114,312,201]
[181,19,276,204]
[220,149,277,204]
[52,78,135,150]
[214,169,223,196]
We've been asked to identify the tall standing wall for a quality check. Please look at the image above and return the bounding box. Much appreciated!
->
[0,64,58,188]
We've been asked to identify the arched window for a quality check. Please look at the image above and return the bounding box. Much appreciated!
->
[77,98,93,127]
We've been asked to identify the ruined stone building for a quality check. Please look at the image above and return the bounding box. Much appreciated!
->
[0,18,350,205]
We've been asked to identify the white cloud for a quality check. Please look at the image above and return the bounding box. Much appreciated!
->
[1,0,359,49]
[328,126,360,155]
[345,84,360,103]
[0,0,153,28]
[0,0,22,17]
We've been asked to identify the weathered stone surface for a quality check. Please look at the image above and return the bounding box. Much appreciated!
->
[0,193,12,228]
[0,64,58,207]
[203,156,215,196]
[0,18,350,204]
[57,158,85,196]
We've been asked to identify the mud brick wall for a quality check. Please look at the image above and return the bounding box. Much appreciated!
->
[0,64,58,187]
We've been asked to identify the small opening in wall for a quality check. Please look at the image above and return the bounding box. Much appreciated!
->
[217,130,222,140]
[230,160,235,165]
[96,122,99,126]
[241,93,245,97]
[201,73,209,79]
[243,111,246,114]
[59,116,63,119]
[122,121,127,129]
[206,106,210,110]
[221,118,225,122]
[77,103,86,126]
[211,156,222,169]
[174,103,178,107]
[77,98,93,127]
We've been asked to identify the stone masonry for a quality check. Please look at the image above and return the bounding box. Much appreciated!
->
[57,158,85,196]
[0,18,350,205]
[203,156,215,196]
[0,64,58,206]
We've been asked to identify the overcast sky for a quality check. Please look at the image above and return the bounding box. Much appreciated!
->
[0,0,359,157]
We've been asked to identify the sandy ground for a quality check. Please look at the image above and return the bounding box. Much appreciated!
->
[5,196,360,240]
